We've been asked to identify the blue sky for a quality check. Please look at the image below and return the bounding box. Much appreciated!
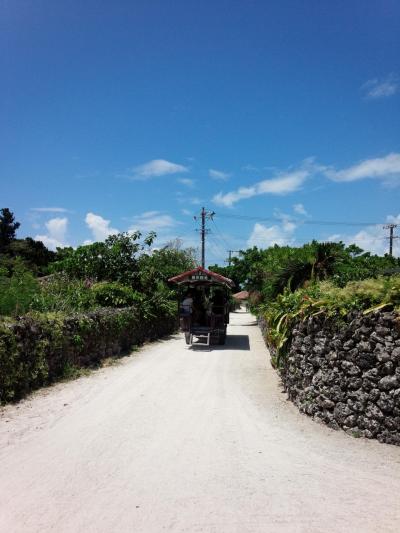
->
[1,0,399,263]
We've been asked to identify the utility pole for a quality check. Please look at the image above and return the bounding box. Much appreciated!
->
[194,207,215,268]
[226,250,240,266]
[383,224,399,256]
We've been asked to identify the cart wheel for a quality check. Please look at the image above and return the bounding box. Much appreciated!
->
[185,332,191,345]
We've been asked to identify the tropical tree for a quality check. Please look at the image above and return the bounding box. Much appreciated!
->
[52,232,156,286]
[0,208,20,249]
[270,242,344,298]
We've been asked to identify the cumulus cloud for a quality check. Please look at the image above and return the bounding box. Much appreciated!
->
[85,212,119,241]
[35,217,69,250]
[132,159,188,180]
[247,221,296,249]
[209,169,231,181]
[213,170,309,207]
[328,214,400,257]
[362,74,399,99]
[293,203,308,216]
[129,211,179,233]
[325,153,400,185]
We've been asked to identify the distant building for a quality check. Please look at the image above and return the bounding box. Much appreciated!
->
[232,290,249,309]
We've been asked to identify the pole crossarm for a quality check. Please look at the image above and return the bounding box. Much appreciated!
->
[383,224,399,256]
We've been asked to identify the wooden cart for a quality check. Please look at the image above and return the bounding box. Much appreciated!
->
[169,266,234,346]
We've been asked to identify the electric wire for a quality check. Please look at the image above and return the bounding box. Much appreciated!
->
[216,212,391,227]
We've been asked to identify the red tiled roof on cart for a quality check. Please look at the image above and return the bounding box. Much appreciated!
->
[168,266,234,287]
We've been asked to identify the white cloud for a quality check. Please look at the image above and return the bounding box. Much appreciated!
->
[129,211,179,233]
[247,221,296,249]
[327,214,400,256]
[34,235,65,250]
[325,153,400,184]
[177,178,195,187]
[85,212,119,241]
[213,169,309,207]
[132,159,188,180]
[362,74,399,99]
[209,169,231,181]
[31,207,69,213]
[45,218,68,241]
[293,203,308,216]
[35,217,68,250]
[181,209,192,215]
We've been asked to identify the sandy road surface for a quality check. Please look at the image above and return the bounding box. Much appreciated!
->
[1,310,400,533]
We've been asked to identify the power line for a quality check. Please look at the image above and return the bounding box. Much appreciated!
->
[210,218,231,249]
[216,212,387,227]
[208,233,227,260]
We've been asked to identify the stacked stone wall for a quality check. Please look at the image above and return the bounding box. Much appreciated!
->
[261,311,400,445]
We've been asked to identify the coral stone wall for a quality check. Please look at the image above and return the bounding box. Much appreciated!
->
[263,311,400,445]
[0,307,177,404]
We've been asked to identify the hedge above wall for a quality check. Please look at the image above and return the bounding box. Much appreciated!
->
[260,311,400,446]
[0,306,177,404]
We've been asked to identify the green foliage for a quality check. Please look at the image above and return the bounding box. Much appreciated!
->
[139,241,197,292]
[30,274,95,313]
[6,238,56,275]
[260,275,400,368]
[0,208,56,275]
[214,240,400,302]
[0,259,39,316]
[332,247,400,286]
[52,232,155,286]
[270,242,344,298]
[0,306,177,403]
[91,281,141,308]
[0,208,20,248]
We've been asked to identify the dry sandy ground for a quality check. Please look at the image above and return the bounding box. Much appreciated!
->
[1,310,400,533]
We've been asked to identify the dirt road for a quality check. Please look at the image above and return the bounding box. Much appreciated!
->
[1,310,400,533]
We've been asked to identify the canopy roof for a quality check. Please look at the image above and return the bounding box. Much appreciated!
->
[168,266,234,288]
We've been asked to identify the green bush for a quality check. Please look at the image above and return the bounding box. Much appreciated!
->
[0,259,39,316]
[31,274,95,313]
[259,275,400,368]
[91,281,142,308]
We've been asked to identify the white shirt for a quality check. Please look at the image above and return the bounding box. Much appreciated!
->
[181,297,193,313]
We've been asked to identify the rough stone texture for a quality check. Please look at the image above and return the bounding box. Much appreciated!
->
[0,307,177,404]
[260,311,400,446]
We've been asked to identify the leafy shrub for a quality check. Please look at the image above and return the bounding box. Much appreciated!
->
[31,274,95,313]
[91,282,142,307]
[259,275,400,368]
[0,259,39,316]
